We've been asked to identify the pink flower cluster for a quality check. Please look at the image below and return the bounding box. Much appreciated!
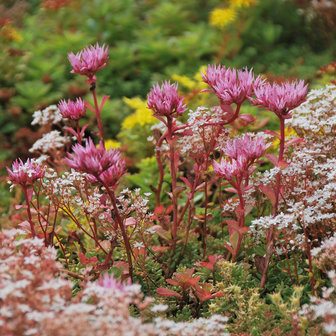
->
[202,64,308,120]
[223,134,269,162]
[58,97,86,121]
[147,81,186,118]
[68,43,109,78]
[212,135,268,182]
[97,273,132,292]
[66,138,126,188]
[212,156,247,182]
[7,158,45,187]
[202,65,264,105]
[249,80,308,119]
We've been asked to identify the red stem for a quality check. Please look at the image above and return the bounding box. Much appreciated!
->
[92,89,105,144]
[55,233,69,269]
[76,121,82,144]
[179,171,201,262]
[167,117,178,245]
[23,187,36,237]
[232,178,245,260]
[155,135,165,206]
[260,117,285,288]
[203,177,208,259]
[98,179,133,279]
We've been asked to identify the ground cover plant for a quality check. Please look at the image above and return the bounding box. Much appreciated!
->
[2,1,336,335]
[2,38,336,336]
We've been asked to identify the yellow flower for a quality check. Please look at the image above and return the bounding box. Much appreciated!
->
[140,156,156,165]
[104,139,121,149]
[272,128,297,149]
[230,0,256,8]
[171,74,196,90]
[194,65,209,91]
[171,66,208,91]
[209,8,236,28]
[1,23,22,42]
[96,139,121,149]
[123,97,145,110]
[122,97,157,130]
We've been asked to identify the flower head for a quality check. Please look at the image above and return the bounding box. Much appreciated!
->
[230,0,256,8]
[147,81,186,118]
[213,134,267,182]
[58,98,86,121]
[250,80,308,119]
[97,273,131,292]
[122,97,157,130]
[223,134,268,162]
[212,156,246,181]
[68,43,109,78]
[202,65,264,105]
[31,105,63,126]
[66,138,126,188]
[209,8,236,28]
[98,161,126,189]
[7,159,45,187]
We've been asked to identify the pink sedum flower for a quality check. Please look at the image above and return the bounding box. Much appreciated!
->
[98,161,126,189]
[250,80,308,119]
[68,43,109,78]
[7,159,45,187]
[213,135,268,182]
[202,65,264,105]
[66,138,126,188]
[223,134,268,163]
[58,97,86,121]
[97,273,132,292]
[147,81,186,118]
[212,156,246,182]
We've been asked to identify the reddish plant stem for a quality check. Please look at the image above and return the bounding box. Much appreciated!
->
[278,117,286,163]
[61,269,85,281]
[283,247,296,285]
[223,103,241,126]
[179,204,194,261]
[55,233,69,269]
[218,178,224,238]
[61,205,107,254]
[155,135,165,207]
[302,215,316,295]
[78,189,100,247]
[292,253,299,284]
[178,171,201,264]
[34,188,47,243]
[274,247,295,285]
[201,128,210,259]
[76,121,82,144]
[91,89,105,144]
[167,117,178,245]
[303,171,316,294]
[260,117,285,288]
[99,180,133,280]
[62,206,95,239]
[30,200,48,243]
[202,177,208,259]
[231,178,245,261]
[50,205,59,247]
[178,199,191,227]
[23,187,36,237]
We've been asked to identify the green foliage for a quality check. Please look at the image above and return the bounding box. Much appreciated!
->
[127,157,161,202]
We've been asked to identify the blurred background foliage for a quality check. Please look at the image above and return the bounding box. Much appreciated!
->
[0,0,336,168]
